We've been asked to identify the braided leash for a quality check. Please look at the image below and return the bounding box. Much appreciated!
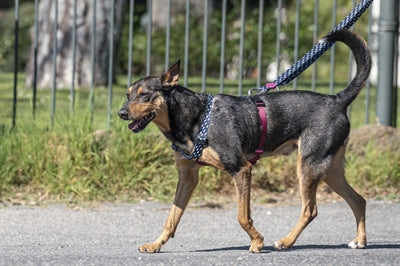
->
[250,0,374,95]
[172,94,213,161]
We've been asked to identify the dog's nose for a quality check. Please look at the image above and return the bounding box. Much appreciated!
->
[118,109,129,120]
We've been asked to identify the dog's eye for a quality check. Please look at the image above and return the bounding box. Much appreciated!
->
[126,93,130,100]
[139,92,151,100]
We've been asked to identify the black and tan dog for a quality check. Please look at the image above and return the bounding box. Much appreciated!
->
[118,29,371,253]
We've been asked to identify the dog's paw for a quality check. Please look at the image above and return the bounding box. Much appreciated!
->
[249,237,264,253]
[139,243,162,253]
[272,239,291,251]
[348,240,366,249]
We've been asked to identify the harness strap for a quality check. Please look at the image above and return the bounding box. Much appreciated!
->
[249,97,267,164]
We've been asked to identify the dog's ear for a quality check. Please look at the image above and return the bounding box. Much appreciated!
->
[161,60,180,88]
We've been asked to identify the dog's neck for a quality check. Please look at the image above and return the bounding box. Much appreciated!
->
[161,86,209,150]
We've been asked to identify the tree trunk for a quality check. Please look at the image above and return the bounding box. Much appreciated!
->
[25,0,125,89]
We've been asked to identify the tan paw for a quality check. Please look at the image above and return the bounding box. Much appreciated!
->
[139,243,162,253]
[249,237,264,253]
[273,239,291,251]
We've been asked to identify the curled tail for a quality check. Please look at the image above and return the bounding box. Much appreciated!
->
[322,29,371,107]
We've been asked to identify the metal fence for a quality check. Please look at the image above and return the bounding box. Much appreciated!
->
[9,0,399,129]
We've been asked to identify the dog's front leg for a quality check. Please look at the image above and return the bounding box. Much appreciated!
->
[139,152,200,253]
[233,162,264,253]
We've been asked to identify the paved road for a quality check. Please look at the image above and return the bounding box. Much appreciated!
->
[0,200,399,265]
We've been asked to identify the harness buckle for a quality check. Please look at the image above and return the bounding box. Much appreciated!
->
[254,149,263,155]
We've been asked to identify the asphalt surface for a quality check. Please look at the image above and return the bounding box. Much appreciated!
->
[0,200,399,265]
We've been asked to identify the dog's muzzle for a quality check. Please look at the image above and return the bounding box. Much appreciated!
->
[118,108,155,133]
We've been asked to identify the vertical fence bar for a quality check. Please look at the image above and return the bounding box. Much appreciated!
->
[12,0,19,128]
[201,0,209,93]
[311,0,318,92]
[33,0,39,119]
[146,0,152,76]
[89,0,96,118]
[347,0,356,120]
[183,0,190,88]
[256,0,264,88]
[70,0,77,114]
[51,0,58,126]
[276,0,282,78]
[165,0,171,71]
[365,6,372,124]
[219,0,227,94]
[293,0,300,90]
[107,0,115,130]
[238,0,246,96]
[127,0,134,88]
[329,0,337,95]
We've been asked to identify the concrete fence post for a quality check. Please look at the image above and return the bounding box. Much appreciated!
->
[377,0,399,127]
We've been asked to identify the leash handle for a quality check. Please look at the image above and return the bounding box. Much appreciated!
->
[255,0,374,93]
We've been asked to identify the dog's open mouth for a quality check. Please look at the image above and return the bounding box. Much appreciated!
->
[128,112,155,133]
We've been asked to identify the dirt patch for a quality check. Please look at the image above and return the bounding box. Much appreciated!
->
[348,124,400,155]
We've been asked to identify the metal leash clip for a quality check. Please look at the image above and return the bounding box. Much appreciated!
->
[248,82,278,96]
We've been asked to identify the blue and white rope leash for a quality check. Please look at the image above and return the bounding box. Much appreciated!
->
[172,94,213,161]
[250,0,374,95]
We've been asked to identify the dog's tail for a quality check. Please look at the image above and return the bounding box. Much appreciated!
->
[322,29,371,107]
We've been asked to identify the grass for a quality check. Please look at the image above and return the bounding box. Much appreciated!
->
[0,72,399,204]
[346,140,400,198]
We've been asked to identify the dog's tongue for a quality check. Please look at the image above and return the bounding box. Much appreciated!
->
[128,121,139,131]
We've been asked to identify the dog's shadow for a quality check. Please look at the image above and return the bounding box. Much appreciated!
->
[193,243,400,253]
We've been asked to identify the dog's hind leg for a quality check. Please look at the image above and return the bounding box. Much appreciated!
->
[323,145,366,249]
[273,144,320,250]
[233,162,264,253]
[139,152,200,253]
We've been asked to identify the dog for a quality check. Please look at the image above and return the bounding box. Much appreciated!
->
[118,29,371,253]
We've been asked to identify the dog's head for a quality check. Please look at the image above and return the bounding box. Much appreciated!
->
[118,60,181,133]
